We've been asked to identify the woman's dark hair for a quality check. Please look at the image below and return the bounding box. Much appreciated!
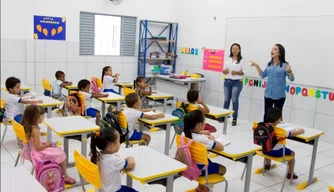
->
[229,43,243,64]
[90,128,118,164]
[22,105,46,139]
[183,110,205,139]
[101,66,112,83]
[269,44,288,67]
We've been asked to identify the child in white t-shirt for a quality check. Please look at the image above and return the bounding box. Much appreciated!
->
[124,93,164,145]
[90,128,137,192]
[101,66,120,94]
[52,71,73,115]
[78,79,108,125]
[183,110,226,176]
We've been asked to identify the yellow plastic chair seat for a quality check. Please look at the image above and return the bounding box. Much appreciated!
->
[197,174,225,184]
[256,151,294,162]
[329,185,334,191]
[128,140,146,145]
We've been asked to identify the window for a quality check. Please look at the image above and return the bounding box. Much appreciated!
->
[80,12,136,56]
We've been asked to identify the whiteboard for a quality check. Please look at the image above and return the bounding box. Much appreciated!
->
[225,16,334,89]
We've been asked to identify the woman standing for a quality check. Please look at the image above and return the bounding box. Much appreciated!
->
[222,43,246,126]
[251,44,295,122]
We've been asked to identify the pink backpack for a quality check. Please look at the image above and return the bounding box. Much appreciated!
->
[91,80,101,94]
[35,160,65,192]
[174,136,203,180]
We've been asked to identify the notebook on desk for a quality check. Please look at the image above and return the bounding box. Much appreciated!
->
[144,111,159,115]
[215,138,231,146]
[278,123,297,132]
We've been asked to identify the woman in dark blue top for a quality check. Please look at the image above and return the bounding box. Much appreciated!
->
[251,44,295,122]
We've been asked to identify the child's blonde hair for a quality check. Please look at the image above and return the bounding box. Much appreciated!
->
[22,105,45,139]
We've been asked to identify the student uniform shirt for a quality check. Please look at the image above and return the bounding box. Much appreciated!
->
[272,130,291,150]
[4,94,22,119]
[98,153,128,192]
[52,80,63,96]
[102,75,115,91]
[123,107,143,138]
[224,58,247,80]
[191,132,216,150]
[79,91,92,109]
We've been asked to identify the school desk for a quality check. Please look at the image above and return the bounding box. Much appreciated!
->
[2,166,46,192]
[205,105,234,135]
[26,96,62,141]
[145,91,174,112]
[64,84,79,95]
[43,116,99,167]
[114,81,133,94]
[96,92,125,115]
[209,135,261,192]
[118,146,186,192]
[2,84,31,96]
[277,123,325,190]
[147,74,206,101]
[138,112,178,155]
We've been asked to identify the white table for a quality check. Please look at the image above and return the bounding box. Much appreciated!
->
[277,123,324,190]
[139,112,178,155]
[96,92,125,115]
[147,75,206,100]
[145,91,174,112]
[2,166,46,191]
[118,146,186,192]
[210,135,261,192]
[43,116,100,166]
[2,84,31,96]
[206,105,234,135]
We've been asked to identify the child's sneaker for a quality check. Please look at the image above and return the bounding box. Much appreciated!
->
[287,173,298,179]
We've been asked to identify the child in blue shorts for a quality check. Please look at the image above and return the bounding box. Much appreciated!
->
[183,110,226,176]
[78,79,108,125]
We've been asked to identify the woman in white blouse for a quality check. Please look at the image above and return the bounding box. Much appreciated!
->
[222,43,246,126]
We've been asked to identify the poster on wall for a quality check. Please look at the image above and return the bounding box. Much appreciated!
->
[34,15,66,40]
[203,48,224,72]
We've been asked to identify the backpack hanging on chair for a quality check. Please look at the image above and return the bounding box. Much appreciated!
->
[35,160,65,192]
[65,92,84,116]
[103,112,128,144]
[253,122,278,152]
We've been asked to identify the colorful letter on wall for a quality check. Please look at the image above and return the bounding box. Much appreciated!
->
[34,15,66,40]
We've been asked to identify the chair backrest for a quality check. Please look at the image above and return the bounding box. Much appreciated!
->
[123,87,135,97]
[176,102,198,112]
[74,150,102,190]
[42,79,52,91]
[253,122,287,145]
[116,111,128,129]
[11,118,29,144]
[176,135,208,165]
[91,77,103,89]
[0,98,5,108]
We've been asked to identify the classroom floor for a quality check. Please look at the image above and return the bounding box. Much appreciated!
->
[1,101,333,192]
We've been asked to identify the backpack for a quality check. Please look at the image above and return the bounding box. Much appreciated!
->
[35,160,65,192]
[171,106,187,135]
[0,108,4,123]
[253,122,278,152]
[103,112,128,144]
[174,135,202,181]
[65,93,84,116]
[91,80,101,94]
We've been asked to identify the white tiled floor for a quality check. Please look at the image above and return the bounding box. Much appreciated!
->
[1,101,334,192]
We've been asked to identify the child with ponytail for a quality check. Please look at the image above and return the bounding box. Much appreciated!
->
[90,128,137,192]
[101,66,120,94]
[183,110,226,176]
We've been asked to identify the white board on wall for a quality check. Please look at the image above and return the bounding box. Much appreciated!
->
[225,15,334,89]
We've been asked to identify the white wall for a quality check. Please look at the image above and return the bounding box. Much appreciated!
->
[1,0,176,94]
[173,0,334,143]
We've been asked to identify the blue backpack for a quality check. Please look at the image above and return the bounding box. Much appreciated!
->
[171,102,189,135]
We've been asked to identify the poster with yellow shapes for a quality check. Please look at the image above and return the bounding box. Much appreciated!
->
[34,15,66,40]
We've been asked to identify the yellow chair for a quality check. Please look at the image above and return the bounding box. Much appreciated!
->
[329,185,334,192]
[176,135,228,192]
[123,87,135,97]
[116,111,146,147]
[11,118,35,175]
[74,150,102,192]
[91,77,103,89]
[1,98,10,145]
[42,79,52,97]
[253,122,294,192]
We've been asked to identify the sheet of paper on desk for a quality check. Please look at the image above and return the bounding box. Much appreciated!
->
[144,111,159,115]
[215,138,231,146]
[278,124,297,132]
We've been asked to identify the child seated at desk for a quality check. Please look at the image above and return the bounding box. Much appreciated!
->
[135,77,156,109]
[124,93,164,145]
[187,89,210,113]
[90,128,137,192]
[260,107,304,179]
[52,71,73,115]
[102,66,120,94]
[183,110,226,176]
[78,79,108,125]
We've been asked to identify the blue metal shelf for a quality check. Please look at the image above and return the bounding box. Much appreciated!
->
[137,20,178,77]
